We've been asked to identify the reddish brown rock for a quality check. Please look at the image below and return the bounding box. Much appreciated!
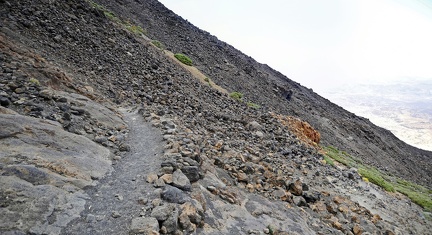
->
[289,179,303,196]
[353,224,363,235]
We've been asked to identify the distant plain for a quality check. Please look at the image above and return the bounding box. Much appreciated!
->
[322,79,432,151]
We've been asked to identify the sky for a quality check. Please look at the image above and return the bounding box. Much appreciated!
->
[158,0,432,94]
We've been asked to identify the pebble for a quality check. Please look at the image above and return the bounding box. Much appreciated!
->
[85,214,96,223]
[114,194,123,201]
[113,155,121,161]
[111,211,121,218]
[152,198,162,207]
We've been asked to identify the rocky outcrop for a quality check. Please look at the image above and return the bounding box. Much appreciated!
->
[0,107,112,234]
[273,113,321,147]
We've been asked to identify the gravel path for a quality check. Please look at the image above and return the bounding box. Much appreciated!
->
[63,108,164,235]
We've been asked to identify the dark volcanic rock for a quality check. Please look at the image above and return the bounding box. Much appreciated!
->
[162,185,189,204]
[181,166,200,182]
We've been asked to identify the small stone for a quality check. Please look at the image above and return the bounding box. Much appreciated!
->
[161,166,174,174]
[160,226,168,234]
[271,188,286,199]
[151,204,177,221]
[353,224,363,235]
[255,131,264,138]
[152,198,162,207]
[138,197,148,205]
[39,89,54,99]
[332,220,343,230]
[237,172,248,183]
[113,155,121,160]
[53,34,62,42]
[247,121,262,131]
[303,191,320,203]
[108,135,117,142]
[57,97,68,103]
[338,206,349,213]
[154,178,166,187]
[172,169,191,191]
[384,230,395,235]
[14,87,25,94]
[333,195,345,204]
[371,214,382,224]
[289,179,303,196]
[180,201,202,225]
[0,96,11,107]
[115,194,123,201]
[293,196,307,207]
[161,185,188,204]
[119,143,131,152]
[147,173,159,184]
[111,211,121,218]
[130,217,159,234]
[207,186,217,193]
[160,174,173,184]
[181,166,200,182]
[162,209,179,233]
[351,216,360,224]
[94,136,107,144]
[178,212,195,233]
[161,119,176,129]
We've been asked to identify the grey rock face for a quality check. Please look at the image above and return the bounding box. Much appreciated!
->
[0,109,112,184]
[0,107,112,234]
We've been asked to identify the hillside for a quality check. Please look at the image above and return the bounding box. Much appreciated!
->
[0,0,431,234]
[96,0,432,188]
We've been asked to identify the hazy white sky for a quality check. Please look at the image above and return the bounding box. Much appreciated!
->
[158,0,432,93]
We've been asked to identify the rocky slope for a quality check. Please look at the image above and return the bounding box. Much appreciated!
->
[96,0,432,188]
[0,0,431,234]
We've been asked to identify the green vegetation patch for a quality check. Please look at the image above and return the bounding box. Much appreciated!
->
[324,146,361,167]
[247,102,261,109]
[88,1,145,35]
[152,40,165,50]
[125,23,146,35]
[203,77,213,87]
[395,180,432,212]
[29,78,40,86]
[323,155,335,166]
[229,92,243,101]
[174,53,193,66]
[88,1,120,23]
[323,145,432,211]
[358,167,395,192]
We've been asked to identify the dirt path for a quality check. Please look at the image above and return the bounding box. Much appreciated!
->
[63,108,164,235]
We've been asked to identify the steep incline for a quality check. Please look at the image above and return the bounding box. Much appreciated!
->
[97,0,432,187]
[1,1,431,234]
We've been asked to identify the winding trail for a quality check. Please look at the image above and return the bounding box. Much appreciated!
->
[63,108,164,235]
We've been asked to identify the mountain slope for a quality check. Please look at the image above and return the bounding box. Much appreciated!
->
[96,0,432,188]
[0,0,431,234]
